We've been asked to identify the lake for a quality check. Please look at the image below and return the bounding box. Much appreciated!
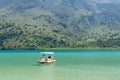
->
[0,50,120,80]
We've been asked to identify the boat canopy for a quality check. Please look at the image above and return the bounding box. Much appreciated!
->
[40,52,54,55]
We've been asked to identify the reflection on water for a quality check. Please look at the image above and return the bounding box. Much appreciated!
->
[39,65,55,80]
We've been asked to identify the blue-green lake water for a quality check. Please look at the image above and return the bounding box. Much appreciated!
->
[0,50,120,80]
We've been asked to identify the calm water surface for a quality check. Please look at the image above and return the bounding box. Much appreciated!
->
[0,50,120,80]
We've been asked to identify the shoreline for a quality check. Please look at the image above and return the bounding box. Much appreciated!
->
[39,47,120,50]
[0,47,120,50]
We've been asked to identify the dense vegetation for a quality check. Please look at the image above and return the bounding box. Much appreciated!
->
[0,0,120,49]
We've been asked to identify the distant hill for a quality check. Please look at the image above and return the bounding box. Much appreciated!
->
[0,0,120,49]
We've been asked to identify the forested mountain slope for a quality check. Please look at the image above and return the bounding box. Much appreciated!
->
[0,0,120,49]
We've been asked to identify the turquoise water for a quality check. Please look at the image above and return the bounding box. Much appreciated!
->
[0,50,120,80]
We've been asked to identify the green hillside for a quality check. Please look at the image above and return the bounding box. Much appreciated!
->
[0,0,120,49]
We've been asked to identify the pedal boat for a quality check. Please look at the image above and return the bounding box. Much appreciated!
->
[37,52,56,64]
